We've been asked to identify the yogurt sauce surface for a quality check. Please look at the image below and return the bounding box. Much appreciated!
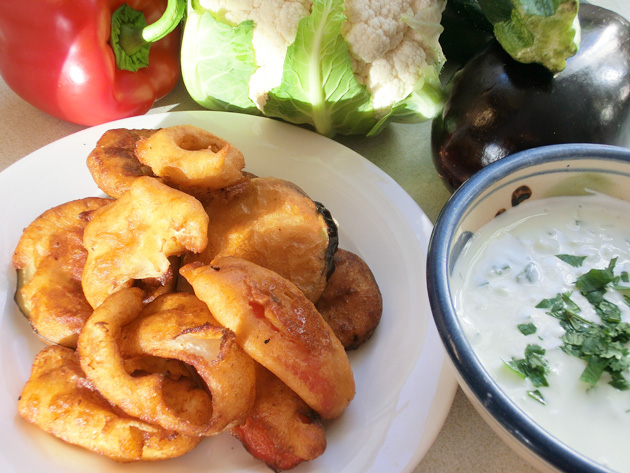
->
[451,193,630,472]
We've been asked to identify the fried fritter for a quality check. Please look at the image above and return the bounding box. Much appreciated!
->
[232,364,326,472]
[120,292,257,435]
[86,128,157,199]
[12,197,111,347]
[77,288,216,436]
[187,176,337,302]
[81,176,208,308]
[18,345,201,462]
[181,257,355,420]
[135,124,247,196]
[316,249,383,350]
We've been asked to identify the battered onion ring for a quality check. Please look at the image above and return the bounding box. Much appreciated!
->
[181,257,355,419]
[136,124,246,194]
[81,176,208,308]
[120,292,257,435]
[86,128,157,199]
[18,345,201,462]
[77,288,215,436]
[232,363,326,471]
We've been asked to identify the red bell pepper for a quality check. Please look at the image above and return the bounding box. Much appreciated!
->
[0,0,185,126]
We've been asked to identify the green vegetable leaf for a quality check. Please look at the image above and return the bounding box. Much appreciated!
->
[263,0,375,137]
[505,344,550,388]
[518,323,537,336]
[556,254,587,267]
[528,389,546,405]
[181,3,260,114]
[475,0,580,72]
[537,257,630,391]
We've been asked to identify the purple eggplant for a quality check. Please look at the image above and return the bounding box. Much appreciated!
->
[431,3,630,191]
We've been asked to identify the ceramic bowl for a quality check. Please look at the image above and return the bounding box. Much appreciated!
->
[426,143,630,473]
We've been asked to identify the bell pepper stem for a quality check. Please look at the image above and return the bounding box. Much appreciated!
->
[142,0,186,43]
[112,0,185,72]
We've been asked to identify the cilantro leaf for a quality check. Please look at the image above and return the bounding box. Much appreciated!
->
[505,344,550,388]
[556,254,587,267]
[518,323,537,336]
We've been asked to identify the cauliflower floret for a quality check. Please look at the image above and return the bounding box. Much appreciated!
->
[200,0,312,109]
[343,0,446,117]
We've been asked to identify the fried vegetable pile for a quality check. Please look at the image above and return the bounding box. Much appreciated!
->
[13,124,383,470]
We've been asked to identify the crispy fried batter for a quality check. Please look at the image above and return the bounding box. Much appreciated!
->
[18,345,201,462]
[181,257,355,420]
[120,292,257,435]
[12,197,111,347]
[187,177,334,302]
[135,124,247,196]
[86,128,158,199]
[232,364,326,472]
[77,288,216,436]
[316,249,383,350]
[81,177,208,308]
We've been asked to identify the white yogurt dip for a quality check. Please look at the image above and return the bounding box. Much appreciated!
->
[450,193,630,472]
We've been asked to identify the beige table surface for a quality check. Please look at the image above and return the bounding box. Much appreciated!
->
[0,74,540,472]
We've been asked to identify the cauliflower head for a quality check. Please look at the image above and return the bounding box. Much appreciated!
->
[182,0,446,137]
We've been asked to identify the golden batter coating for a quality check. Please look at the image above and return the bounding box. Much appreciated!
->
[120,292,257,435]
[77,288,216,436]
[18,345,201,462]
[13,197,111,347]
[86,128,157,199]
[81,177,209,309]
[135,124,247,198]
[232,364,326,472]
[187,176,336,302]
[181,257,355,420]
[316,249,383,350]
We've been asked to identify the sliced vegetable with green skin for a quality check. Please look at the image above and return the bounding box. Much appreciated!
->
[181,0,447,137]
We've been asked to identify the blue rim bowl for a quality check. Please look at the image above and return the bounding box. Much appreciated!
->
[427,143,630,473]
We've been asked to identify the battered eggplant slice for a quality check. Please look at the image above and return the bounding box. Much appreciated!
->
[187,176,338,302]
[316,249,383,350]
[18,345,201,462]
[86,128,158,199]
[232,364,326,472]
[13,197,111,347]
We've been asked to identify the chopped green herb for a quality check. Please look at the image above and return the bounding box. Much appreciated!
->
[556,254,587,267]
[518,323,537,336]
[528,389,546,405]
[575,257,616,294]
[536,257,630,390]
[505,344,549,388]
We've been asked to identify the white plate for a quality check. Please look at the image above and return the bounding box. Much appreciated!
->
[0,111,456,473]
